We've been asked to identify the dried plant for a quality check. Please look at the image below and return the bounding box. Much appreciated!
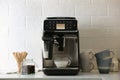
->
[13,51,28,73]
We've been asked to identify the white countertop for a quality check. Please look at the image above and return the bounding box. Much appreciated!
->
[0,71,119,80]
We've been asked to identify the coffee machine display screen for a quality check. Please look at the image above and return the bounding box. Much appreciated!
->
[56,24,65,29]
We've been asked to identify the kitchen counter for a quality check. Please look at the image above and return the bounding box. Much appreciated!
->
[0,71,119,80]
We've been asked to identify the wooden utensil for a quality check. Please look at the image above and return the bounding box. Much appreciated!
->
[13,51,28,73]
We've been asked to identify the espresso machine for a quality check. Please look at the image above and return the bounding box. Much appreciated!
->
[42,17,80,75]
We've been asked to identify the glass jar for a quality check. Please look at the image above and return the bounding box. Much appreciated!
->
[21,59,35,75]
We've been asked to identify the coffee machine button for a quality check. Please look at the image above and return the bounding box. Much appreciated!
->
[69,27,72,29]
[66,24,68,27]
[50,24,52,26]
[53,24,55,27]
[59,21,62,23]
[56,21,58,23]
[49,27,51,29]
[53,21,55,23]
[66,21,69,24]
[73,24,76,27]
[69,21,72,23]
[49,21,51,23]
[45,24,48,26]
[53,27,55,29]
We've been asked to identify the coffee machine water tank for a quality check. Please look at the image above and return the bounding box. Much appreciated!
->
[42,17,80,75]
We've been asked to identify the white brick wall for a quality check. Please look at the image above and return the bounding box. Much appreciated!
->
[0,0,120,71]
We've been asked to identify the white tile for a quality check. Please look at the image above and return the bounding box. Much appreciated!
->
[42,0,60,16]
[91,5,107,16]
[79,28,108,38]
[9,16,26,29]
[109,0,120,7]
[8,28,26,51]
[26,0,42,6]
[26,6,42,16]
[91,0,107,16]
[0,16,9,28]
[25,20,43,49]
[0,0,8,5]
[8,0,26,16]
[75,0,108,16]
[103,38,120,49]
[0,26,8,42]
[8,0,25,6]
[80,36,120,52]
[92,16,120,28]
[40,16,46,31]
[76,16,91,30]
[7,53,18,72]
[0,5,8,16]
[80,37,96,49]
[26,16,42,29]
[0,30,8,58]
[26,16,44,37]
[25,17,43,39]
[75,3,92,16]
[105,26,120,37]
[75,0,91,16]
[25,27,42,42]
[0,16,9,69]
[109,7,120,16]
[80,37,106,50]
[108,0,120,16]
[91,0,107,5]
[9,5,26,16]
[59,0,75,16]
[80,27,120,40]
[26,0,42,16]
[75,0,91,5]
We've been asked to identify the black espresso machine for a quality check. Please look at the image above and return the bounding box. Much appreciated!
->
[42,17,80,75]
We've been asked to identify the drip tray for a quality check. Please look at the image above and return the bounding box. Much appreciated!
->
[43,68,79,75]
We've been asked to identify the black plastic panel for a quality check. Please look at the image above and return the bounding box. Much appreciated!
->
[44,20,77,31]
[43,68,79,75]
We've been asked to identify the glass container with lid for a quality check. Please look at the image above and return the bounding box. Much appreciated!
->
[21,59,35,74]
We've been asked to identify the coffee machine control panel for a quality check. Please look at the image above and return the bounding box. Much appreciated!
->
[44,19,77,31]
